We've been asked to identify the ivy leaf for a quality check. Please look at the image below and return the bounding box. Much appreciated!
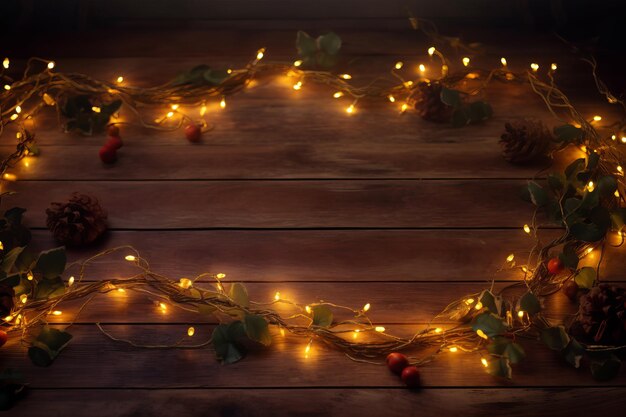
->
[563,338,585,368]
[296,31,317,57]
[540,326,570,351]
[33,247,66,279]
[527,181,549,207]
[212,321,247,364]
[34,277,66,300]
[0,246,24,273]
[487,337,525,364]
[196,304,217,316]
[28,326,73,367]
[479,290,502,315]
[564,158,586,180]
[472,313,506,338]
[519,292,541,315]
[574,267,596,289]
[590,355,621,381]
[570,222,606,242]
[547,173,566,193]
[243,314,272,346]
[467,101,492,122]
[318,31,342,55]
[203,69,230,86]
[559,243,579,270]
[228,283,249,308]
[597,176,618,198]
[486,356,512,379]
[586,151,600,171]
[554,124,584,144]
[172,64,211,86]
[311,305,333,327]
[450,107,470,127]
[440,87,462,107]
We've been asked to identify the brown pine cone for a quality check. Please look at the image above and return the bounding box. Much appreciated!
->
[500,119,553,164]
[569,284,626,346]
[0,284,15,319]
[46,193,107,246]
[413,81,453,123]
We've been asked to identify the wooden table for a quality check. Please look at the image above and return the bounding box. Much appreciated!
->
[2,27,625,416]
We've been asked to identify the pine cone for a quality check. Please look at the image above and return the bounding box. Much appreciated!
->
[413,81,453,123]
[569,284,626,346]
[499,119,553,164]
[46,193,107,246]
[0,284,14,319]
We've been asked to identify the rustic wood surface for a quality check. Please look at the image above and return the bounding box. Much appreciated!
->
[1,27,624,416]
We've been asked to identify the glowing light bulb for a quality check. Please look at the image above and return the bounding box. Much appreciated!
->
[333,91,343,99]
[550,63,557,71]
[159,302,167,312]
[187,327,195,337]
[43,93,55,105]
[116,76,124,83]
[363,303,371,312]
[592,115,602,122]
[388,95,396,103]
[117,288,126,293]
[200,105,207,116]
[293,60,303,67]
[52,310,62,316]
[304,340,312,356]
[434,327,443,334]
[449,346,458,353]
[15,105,21,113]
[476,329,488,339]
[481,358,489,367]
[220,98,226,109]
[586,247,594,255]
[395,61,403,70]
[47,61,55,69]
[216,273,226,279]
[517,310,524,318]
[530,63,539,72]
[465,298,475,305]
[339,74,352,80]
[256,49,265,60]
[4,316,13,322]
[179,278,192,289]
[20,294,28,304]
[500,57,507,67]
[2,57,9,69]
[3,85,10,90]
[523,224,531,234]
[0,241,3,250]
[91,106,101,113]
[612,135,617,141]
[346,104,355,114]
[27,272,34,281]
[418,64,426,73]
[617,166,623,174]
[68,276,75,286]
[506,254,515,262]
[615,190,620,198]
[305,305,312,314]
[171,104,179,110]
[375,326,385,332]
[427,46,436,56]
[353,331,359,339]
[587,181,595,192]
[403,81,413,88]
[274,292,280,301]
[622,137,626,143]
[3,173,17,181]
[166,111,174,118]
[462,57,470,66]
[475,302,483,310]
[125,255,136,262]
[292,81,302,90]
[400,103,408,113]
[10,114,18,121]
[280,328,286,336]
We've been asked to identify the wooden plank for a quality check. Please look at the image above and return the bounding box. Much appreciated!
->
[7,179,536,229]
[14,387,626,417]
[2,324,624,387]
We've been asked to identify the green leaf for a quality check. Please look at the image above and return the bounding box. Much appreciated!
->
[101,99,122,116]
[296,31,317,57]
[563,338,585,368]
[479,290,502,315]
[554,124,584,144]
[590,355,621,381]
[311,305,333,327]
[203,69,230,86]
[450,107,470,127]
[440,87,462,107]
[504,342,526,364]
[527,181,549,207]
[4,207,26,226]
[243,314,272,346]
[28,326,73,367]
[540,326,570,351]
[586,151,600,171]
[597,176,618,198]
[172,64,211,86]
[196,304,217,316]
[519,292,541,315]
[0,273,22,287]
[559,243,579,270]
[472,313,506,338]
[318,32,342,55]
[34,276,66,300]
[547,173,566,193]
[564,158,586,180]
[570,222,606,242]
[486,357,512,379]
[34,247,66,279]
[228,283,249,308]
[487,337,526,364]
[574,267,596,289]
[1,246,24,273]
[211,322,247,364]
[467,101,492,122]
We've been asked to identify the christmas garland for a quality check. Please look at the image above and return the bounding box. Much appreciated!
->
[1,20,626,409]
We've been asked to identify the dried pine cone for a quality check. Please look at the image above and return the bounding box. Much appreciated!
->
[413,81,453,123]
[499,119,553,164]
[46,193,107,246]
[569,284,626,346]
[0,284,14,319]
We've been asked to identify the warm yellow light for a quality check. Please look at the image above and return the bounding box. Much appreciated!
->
[216,273,226,279]
[474,302,483,310]
[116,76,124,83]
[220,98,226,109]
[465,72,479,79]
[68,276,75,286]
[500,57,507,66]
[47,61,55,69]
[20,294,28,304]
[612,135,617,141]
[418,64,426,73]
[586,247,593,255]
[400,103,409,113]
[3,173,17,181]
[592,115,602,122]
[346,104,355,114]
[293,60,303,67]
[517,310,524,318]
[476,329,488,339]
[353,331,359,339]
[462,57,470,66]
[292,81,302,90]
[464,298,475,305]
[27,272,34,281]
[10,114,18,121]
[333,91,344,99]
[522,266,528,273]
[3,85,10,90]
[179,278,192,289]
[481,358,489,367]
[216,282,223,291]
[159,302,167,312]
[388,95,396,103]
[615,190,620,198]
[227,69,232,74]
[15,105,21,114]
[166,111,174,118]
[551,63,557,71]
[2,57,9,69]
[256,49,265,60]
[449,346,458,353]
[523,224,531,234]
[125,255,136,261]
[4,316,13,322]
[375,326,386,332]
[274,291,280,301]
[617,166,623,173]
[52,310,62,316]
[403,80,413,88]
[0,241,3,250]
[530,63,539,72]
[43,93,55,105]
[363,303,371,312]
[339,74,352,80]
[187,327,195,337]
[117,288,126,293]
[587,181,595,192]
[200,105,207,116]
[622,137,626,144]
[280,328,286,337]
[91,106,101,113]
[434,327,443,334]
[427,46,436,56]
[305,341,312,354]
[506,253,515,262]
[305,305,312,314]
[395,61,403,70]
[171,104,180,110]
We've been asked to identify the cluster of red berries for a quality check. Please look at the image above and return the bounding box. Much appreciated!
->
[386,352,421,388]
[99,125,123,164]
[547,257,580,301]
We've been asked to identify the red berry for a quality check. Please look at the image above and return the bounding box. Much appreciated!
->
[0,330,7,347]
[547,258,564,275]
[185,124,202,142]
[107,125,120,137]
[105,136,123,150]
[401,366,421,388]
[99,145,117,164]
[562,280,579,301]
[386,352,409,375]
